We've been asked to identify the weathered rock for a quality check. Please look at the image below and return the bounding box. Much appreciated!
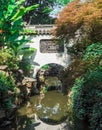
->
[0,110,5,119]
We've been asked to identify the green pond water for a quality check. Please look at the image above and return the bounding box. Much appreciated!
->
[18,90,68,124]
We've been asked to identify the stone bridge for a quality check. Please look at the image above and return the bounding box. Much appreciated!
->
[24,25,71,77]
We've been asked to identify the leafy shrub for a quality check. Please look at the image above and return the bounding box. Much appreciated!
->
[19,58,34,76]
[0,71,16,109]
[84,43,102,60]
[61,59,94,90]
[0,49,11,65]
[71,78,86,120]
[0,71,15,91]
[41,64,49,70]
[71,68,102,130]
[0,49,19,70]
[89,102,102,130]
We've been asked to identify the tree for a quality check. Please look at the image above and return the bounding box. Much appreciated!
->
[0,0,38,56]
[55,1,102,129]
[23,0,55,24]
[55,0,102,56]
[0,0,39,115]
[23,0,73,24]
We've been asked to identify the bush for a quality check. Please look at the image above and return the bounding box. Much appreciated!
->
[71,68,102,130]
[84,43,102,60]
[0,49,19,70]
[19,58,34,76]
[0,71,15,90]
[89,102,102,130]
[0,71,16,109]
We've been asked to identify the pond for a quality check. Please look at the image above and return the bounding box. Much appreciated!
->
[17,90,68,129]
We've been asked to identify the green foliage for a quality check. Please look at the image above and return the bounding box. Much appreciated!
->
[0,0,37,77]
[89,102,102,130]
[61,59,91,89]
[22,29,36,35]
[11,4,39,21]
[71,78,85,120]
[0,49,11,65]
[42,7,52,14]
[0,71,15,91]
[58,0,74,5]
[0,49,19,70]
[55,0,102,129]
[0,71,16,109]
[71,68,102,130]
[23,0,55,24]
[19,58,34,76]
[19,47,36,57]
[84,42,102,60]
[0,0,38,56]
[41,64,50,70]
[19,47,36,76]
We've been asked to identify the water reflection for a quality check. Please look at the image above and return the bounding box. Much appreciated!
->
[2,90,68,130]
[18,90,68,125]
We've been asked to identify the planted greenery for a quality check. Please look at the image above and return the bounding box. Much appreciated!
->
[84,43,102,60]
[65,44,102,129]
[0,0,38,73]
[0,71,16,109]
[55,1,102,129]
[41,64,50,70]
[89,102,102,130]
[0,0,38,113]
[19,47,36,57]
[0,72,15,90]
[19,47,36,76]
[19,58,34,76]
[55,0,102,59]
[70,67,102,130]
[23,0,73,24]
[0,0,38,56]
[0,49,19,70]
[0,49,12,65]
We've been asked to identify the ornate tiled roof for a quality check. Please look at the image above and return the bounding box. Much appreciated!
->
[24,24,55,35]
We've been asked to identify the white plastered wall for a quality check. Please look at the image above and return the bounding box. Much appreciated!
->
[24,35,71,78]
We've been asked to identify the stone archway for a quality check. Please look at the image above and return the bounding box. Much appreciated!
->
[36,63,64,91]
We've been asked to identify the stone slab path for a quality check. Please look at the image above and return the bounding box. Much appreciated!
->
[31,114,70,130]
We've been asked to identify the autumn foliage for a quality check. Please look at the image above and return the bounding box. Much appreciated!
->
[55,0,102,43]
[55,1,102,129]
